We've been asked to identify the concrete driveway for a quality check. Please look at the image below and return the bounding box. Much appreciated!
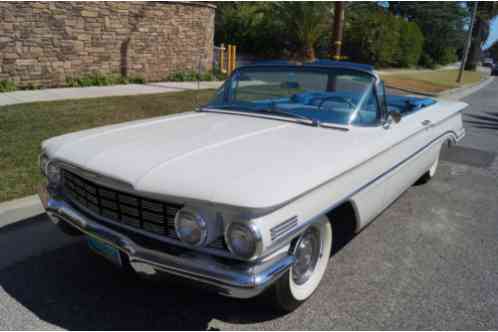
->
[0,79,497,330]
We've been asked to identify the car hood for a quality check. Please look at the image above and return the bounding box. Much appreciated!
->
[43,111,375,210]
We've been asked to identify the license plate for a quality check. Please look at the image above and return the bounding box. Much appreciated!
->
[87,236,122,267]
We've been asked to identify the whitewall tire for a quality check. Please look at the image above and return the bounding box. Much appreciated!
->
[271,216,332,312]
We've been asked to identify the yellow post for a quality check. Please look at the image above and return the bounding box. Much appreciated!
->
[231,45,237,72]
[227,44,233,75]
[220,43,226,74]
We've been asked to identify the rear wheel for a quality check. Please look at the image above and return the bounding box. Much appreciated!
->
[271,218,332,312]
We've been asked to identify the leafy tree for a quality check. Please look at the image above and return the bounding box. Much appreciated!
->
[214,2,282,58]
[388,2,467,66]
[345,9,401,67]
[344,8,424,68]
[263,2,333,60]
[465,2,498,70]
[398,21,424,67]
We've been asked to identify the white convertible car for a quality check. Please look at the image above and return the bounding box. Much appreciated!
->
[39,60,466,312]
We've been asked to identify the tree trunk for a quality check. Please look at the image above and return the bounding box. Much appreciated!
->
[303,45,316,62]
[465,17,483,71]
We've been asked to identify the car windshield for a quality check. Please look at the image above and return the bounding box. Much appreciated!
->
[207,66,380,126]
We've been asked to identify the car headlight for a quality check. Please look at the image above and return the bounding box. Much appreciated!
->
[174,208,208,247]
[225,223,262,260]
[46,163,61,185]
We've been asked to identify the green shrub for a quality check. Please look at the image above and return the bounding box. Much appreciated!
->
[345,10,425,68]
[65,73,144,87]
[419,53,437,69]
[438,47,458,66]
[128,76,145,84]
[345,10,401,67]
[166,70,225,82]
[0,80,17,92]
[398,21,424,67]
[166,71,197,82]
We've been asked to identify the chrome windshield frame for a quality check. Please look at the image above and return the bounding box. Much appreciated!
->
[208,64,384,128]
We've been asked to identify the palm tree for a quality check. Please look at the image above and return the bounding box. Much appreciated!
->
[465,2,498,70]
[267,2,332,61]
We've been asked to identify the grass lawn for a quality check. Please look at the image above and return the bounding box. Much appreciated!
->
[0,90,213,203]
[382,69,483,95]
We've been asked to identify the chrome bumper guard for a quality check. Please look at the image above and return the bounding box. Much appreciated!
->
[43,196,294,299]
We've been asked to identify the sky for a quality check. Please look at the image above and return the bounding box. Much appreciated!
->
[484,18,498,49]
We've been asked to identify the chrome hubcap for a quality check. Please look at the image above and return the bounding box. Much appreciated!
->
[292,227,322,285]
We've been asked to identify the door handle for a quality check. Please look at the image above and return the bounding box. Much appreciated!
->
[422,120,431,126]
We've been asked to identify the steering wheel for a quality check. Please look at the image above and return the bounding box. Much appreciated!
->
[317,96,356,109]
[316,96,363,123]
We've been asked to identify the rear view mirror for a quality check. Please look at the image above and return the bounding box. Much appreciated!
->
[280,81,300,89]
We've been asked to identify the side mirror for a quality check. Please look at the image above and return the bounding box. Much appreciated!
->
[390,110,402,123]
[383,108,402,129]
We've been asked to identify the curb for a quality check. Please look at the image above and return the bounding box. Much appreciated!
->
[0,195,44,228]
[438,76,495,100]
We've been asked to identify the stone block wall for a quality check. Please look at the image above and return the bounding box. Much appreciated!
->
[0,2,215,88]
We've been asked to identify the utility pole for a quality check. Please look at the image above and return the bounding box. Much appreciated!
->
[331,2,345,61]
[457,1,478,83]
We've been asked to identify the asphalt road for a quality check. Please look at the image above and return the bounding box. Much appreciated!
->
[0,79,497,330]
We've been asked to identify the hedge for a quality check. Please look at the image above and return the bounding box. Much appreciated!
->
[344,11,424,68]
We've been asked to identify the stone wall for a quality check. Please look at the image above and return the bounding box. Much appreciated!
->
[0,2,215,88]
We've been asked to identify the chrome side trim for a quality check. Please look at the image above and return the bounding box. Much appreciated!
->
[45,197,295,299]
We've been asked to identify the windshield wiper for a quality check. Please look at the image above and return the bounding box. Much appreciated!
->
[204,103,321,127]
[258,106,321,127]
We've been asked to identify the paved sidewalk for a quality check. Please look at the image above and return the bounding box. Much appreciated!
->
[0,195,43,229]
[0,81,223,107]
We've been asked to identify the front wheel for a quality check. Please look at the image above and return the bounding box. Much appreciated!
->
[271,218,332,312]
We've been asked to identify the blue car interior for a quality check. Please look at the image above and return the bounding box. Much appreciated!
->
[385,95,437,115]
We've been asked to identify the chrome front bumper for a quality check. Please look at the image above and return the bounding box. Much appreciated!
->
[43,195,295,299]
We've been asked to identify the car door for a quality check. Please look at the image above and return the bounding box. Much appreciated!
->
[347,82,431,228]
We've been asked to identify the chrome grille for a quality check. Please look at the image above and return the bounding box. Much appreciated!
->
[62,169,227,250]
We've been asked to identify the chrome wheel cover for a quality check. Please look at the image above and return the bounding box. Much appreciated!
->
[292,227,322,285]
